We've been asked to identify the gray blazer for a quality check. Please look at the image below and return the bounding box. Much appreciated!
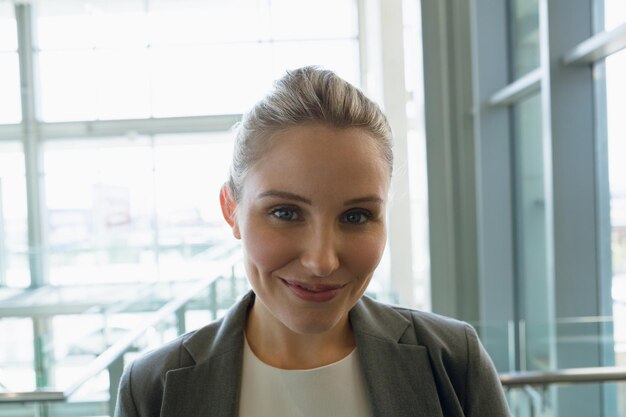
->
[115,291,511,417]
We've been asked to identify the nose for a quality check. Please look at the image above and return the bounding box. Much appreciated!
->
[300,225,340,277]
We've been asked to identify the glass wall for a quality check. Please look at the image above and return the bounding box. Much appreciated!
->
[466,0,626,413]
[35,0,359,122]
[605,38,626,417]
[604,0,626,31]
[0,143,28,288]
[0,2,20,124]
[508,0,540,78]
[41,133,233,285]
[0,318,34,392]
[605,44,626,368]
[512,93,552,372]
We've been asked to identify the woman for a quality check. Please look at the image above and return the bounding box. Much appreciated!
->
[115,67,511,417]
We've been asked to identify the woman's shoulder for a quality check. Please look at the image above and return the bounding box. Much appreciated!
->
[354,295,482,367]
[393,303,474,342]
[127,328,198,385]
[125,293,251,383]
[356,295,472,339]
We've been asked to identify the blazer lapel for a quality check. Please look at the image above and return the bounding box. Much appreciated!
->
[159,291,253,417]
[159,349,242,417]
[351,298,444,417]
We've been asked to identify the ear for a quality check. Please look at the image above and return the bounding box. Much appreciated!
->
[219,184,241,239]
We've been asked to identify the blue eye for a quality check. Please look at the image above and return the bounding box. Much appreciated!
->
[342,210,371,224]
[270,207,300,221]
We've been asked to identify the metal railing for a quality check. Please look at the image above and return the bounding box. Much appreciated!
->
[500,366,626,387]
[500,366,626,417]
[0,247,243,417]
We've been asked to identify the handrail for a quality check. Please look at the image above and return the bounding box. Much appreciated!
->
[562,21,626,65]
[0,250,242,403]
[500,366,626,387]
[487,68,541,107]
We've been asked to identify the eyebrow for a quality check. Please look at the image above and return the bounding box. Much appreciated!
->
[256,190,384,206]
[257,190,312,205]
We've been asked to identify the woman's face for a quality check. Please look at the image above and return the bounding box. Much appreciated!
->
[221,123,390,336]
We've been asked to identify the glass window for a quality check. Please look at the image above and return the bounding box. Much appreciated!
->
[512,93,550,371]
[0,2,21,124]
[269,0,358,40]
[604,0,626,31]
[36,0,147,50]
[147,0,269,45]
[0,142,29,288]
[606,49,626,368]
[43,133,234,285]
[0,2,17,51]
[35,0,361,121]
[38,50,98,121]
[95,49,151,120]
[508,0,540,79]
[403,0,430,310]
[37,1,152,120]
[43,136,157,285]
[149,44,273,117]
[152,134,233,280]
[0,318,35,391]
[0,52,21,124]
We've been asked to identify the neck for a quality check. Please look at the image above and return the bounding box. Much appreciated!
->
[245,300,356,370]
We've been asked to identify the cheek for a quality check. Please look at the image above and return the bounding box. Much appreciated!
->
[347,231,387,274]
[241,223,296,273]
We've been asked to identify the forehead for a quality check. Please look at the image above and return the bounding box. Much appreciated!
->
[243,123,390,199]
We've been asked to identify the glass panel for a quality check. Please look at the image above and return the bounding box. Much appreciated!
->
[504,315,625,415]
[0,2,17,51]
[506,382,625,417]
[42,133,234,285]
[35,0,361,121]
[604,0,626,31]
[0,52,21,124]
[149,44,274,117]
[147,0,269,45]
[43,137,156,285]
[38,50,98,121]
[606,49,626,369]
[94,49,151,120]
[0,318,34,392]
[36,0,147,50]
[0,142,29,288]
[91,3,148,49]
[0,2,18,123]
[152,133,234,280]
[403,0,430,311]
[508,0,540,79]
[512,93,552,371]
[40,48,151,121]
[270,0,358,40]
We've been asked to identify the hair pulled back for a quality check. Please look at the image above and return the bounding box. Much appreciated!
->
[227,66,393,202]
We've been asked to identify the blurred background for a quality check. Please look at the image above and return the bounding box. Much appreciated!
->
[0,0,624,416]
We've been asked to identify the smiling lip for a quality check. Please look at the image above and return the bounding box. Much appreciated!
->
[281,279,345,302]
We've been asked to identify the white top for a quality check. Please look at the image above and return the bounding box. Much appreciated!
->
[237,337,374,417]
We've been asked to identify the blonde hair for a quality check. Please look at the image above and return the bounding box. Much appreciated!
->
[228,66,393,202]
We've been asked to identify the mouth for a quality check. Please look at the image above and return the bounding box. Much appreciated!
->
[283,279,345,292]
[280,279,346,302]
